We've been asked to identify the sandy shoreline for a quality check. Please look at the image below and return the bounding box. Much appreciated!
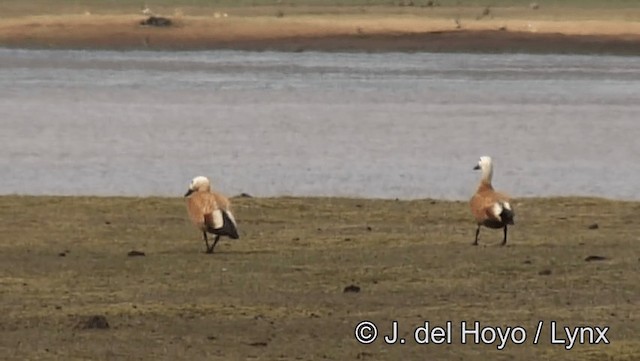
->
[0,13,639,54]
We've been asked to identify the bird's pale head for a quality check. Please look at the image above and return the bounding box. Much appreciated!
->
[474,156,493,171]
[184,176,211,197]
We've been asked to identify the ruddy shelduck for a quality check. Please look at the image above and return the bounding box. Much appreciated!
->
[184,176,239,253]
[470,156,515,246]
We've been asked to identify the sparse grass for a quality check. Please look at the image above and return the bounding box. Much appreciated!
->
[0,195,638,360]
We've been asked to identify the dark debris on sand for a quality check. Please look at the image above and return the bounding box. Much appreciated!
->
[139,16,172,27]
[343,284,361,293]
[75,315,110,330]
[585,255,607,262]
[538,269,552,276]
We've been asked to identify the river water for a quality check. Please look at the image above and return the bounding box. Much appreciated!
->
[1,48,638,200]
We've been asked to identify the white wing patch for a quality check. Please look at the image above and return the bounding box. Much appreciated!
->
[503,202,512,211]
[490,203,503,218]
[212,209,224,229]
[225,210,237,227]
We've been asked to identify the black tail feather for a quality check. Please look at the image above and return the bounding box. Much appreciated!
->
[206,210,239,239]
[222,210,240,239]
[500,207,515,225]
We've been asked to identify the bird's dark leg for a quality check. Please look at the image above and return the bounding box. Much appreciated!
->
[207,235,220,253]
[203,231,213,254]
[473,225,480,246]
[501,226,508,246]
[208,235,221,253]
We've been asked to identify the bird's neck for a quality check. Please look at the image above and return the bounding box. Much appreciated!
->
[481,165,493,185]
[477,180,494,192]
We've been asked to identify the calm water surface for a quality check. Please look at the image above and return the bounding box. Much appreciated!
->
[1,49,639,200]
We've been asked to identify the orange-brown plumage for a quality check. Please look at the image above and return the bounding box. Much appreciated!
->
[184,176,239,253]
[186,191,220,233]
[211,191,231,213]
[470,156,515,246]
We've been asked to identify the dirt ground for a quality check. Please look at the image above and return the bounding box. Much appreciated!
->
[0,195,638,360]
[0,5,639,53]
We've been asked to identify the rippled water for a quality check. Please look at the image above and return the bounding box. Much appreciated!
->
[1,48,639,200]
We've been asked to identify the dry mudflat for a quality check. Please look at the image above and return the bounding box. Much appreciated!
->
[0,195,638,360]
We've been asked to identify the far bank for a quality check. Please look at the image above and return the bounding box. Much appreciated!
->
[0,8,639,54]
